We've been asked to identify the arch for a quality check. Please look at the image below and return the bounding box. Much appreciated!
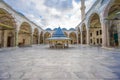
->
[33,28,39,44]
[18,22,32,46]
[0,8,16,48]
[64,32,68,37]
[69,32,77,44]
[103,0,120,19]
[89,13,102,46]
[81,23,87,44]
[104,0,120,47]
[40,31,43,44]
[44,32,51,44]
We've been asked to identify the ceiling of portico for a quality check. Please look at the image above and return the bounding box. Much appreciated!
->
[0,8,16,29]
[108,1,120,19]
[20,22,31,33]
[90,13,101,28]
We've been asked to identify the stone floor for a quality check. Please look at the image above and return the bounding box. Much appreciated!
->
[0,45,120,80]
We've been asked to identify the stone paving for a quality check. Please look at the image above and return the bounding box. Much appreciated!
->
[0,45,120,80]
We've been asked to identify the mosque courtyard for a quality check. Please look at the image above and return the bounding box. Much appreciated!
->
[0,45,120,80]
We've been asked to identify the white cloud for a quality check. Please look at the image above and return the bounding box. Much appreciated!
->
[4,0,96,29]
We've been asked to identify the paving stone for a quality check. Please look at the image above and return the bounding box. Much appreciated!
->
[0,45,120,80]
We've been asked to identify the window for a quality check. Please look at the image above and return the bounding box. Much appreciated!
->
[100,38,102,43]
[97,38,99,44]
[96,31,99,36]
[100,30,102,35]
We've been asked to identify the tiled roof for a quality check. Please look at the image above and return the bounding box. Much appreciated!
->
[52,27,66,37]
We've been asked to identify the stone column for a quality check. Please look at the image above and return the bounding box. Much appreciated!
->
[86,28,89,45]
[76,32,79,44]
[15,30,19,47]
[38,35,40,44]
[101,19,109,47]
[2,30,5,47]
[81,31,83,44]
[4,30,7,47]
[43,34,45,44]
[31,33,33,46]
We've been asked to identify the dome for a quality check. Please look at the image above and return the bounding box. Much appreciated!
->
[62,28,67,30]
[45,28,52,31]
[53,28,57,31]
[69,28,75,31]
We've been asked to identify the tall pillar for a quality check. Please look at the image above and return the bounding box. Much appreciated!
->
[81,0,86,21]
[38,34,40,44]
[31,33,33,45]
[86,28,90,45]
[81,31,83,44]
[76,32,79,44]
[101,19,109,47]
[2,30,5,47]
[15,30,19,47]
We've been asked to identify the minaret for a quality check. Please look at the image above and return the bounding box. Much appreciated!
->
[80,0,86,21]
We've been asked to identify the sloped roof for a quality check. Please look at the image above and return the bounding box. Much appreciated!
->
[52,27,66,37]
[47,27,71,40]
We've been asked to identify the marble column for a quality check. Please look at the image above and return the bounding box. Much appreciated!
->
[101,19,109,47]
[15,30,19,47]
[81,31,83,44]
[31,33,33,46]
[76,32,79,44]
[86,28,90,45]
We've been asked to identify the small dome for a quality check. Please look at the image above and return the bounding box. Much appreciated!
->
[53,28,57,31]
[69,28,75,31]
[62,28,67,30]
[45,28,52,31]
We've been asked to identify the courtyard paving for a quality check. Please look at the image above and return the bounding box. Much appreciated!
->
[0,45,120,80]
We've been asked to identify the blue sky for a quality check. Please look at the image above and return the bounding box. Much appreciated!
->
[3,0,96,29]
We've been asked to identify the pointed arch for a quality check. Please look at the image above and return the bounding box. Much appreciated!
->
[64,32,68,37]
[44,32,51,44]
[0,8,16,48]
[18,22,32,46]
[69,32,77,44]
[104,0,120,47]
[89,13,102,46]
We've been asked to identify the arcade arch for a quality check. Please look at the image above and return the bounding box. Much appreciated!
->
[69,32,77,44]
[18,22,32,46]
[107,0,120,47]
[0,8,16,48]
[89,13,102,46]
[44,32,51,44]
[64,32,68,37]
